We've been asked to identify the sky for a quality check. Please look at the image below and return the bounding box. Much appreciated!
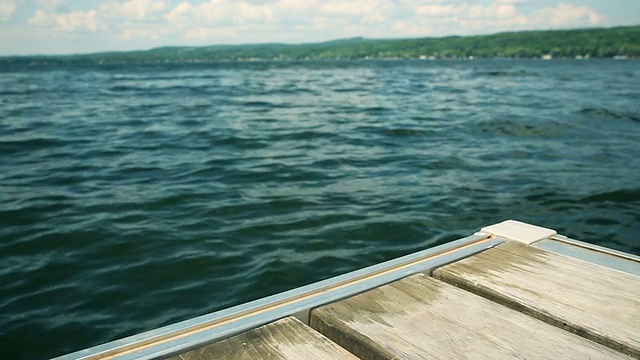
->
[1,0,639,55]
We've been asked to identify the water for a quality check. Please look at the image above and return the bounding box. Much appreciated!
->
[1,59,639,359]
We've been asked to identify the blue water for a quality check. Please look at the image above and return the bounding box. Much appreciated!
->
[1,59,639,359]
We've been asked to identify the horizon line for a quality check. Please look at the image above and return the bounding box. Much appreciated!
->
[3,24,638,58]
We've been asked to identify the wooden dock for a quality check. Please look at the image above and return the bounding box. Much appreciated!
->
[56,221,640,360]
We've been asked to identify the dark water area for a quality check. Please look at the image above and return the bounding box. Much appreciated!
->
[1,59,639,359]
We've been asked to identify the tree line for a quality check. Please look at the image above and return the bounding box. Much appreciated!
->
[2,25,639,63]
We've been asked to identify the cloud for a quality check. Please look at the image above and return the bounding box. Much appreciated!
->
[121,27,169,40]
[162,0,449,40]
[165,0,276,27]
[532,3,603,27]
[416,4,457,17]
[35,0,66,11]
[0,0,19,21]
[99,0,168,21]
[417,3,516,20]
[28,0,169,39]
[28,9,99,31]
[320,0,373,16]
[184,26,238,39]
[22,0,607,47]
[412,1,603,35]
[319,0,395,25]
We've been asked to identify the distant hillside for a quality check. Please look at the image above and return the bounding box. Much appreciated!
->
[2,26,639,63]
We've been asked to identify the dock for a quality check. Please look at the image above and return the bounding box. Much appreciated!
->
[55,220,640,359]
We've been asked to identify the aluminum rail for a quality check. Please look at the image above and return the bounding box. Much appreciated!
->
[54,232,504,360]
[534,234,640,276]
[549,234,640,263]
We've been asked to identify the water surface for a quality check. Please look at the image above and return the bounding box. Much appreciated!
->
[1,59,639,359]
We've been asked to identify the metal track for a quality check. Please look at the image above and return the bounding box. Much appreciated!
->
[55,233,503,360]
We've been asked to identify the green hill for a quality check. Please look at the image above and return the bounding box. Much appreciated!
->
[2,25,639,63]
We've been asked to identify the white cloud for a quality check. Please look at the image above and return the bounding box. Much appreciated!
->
[162,0,607,42]
[532,3,603,27]
[320,0,394,25]
[28,0,169,39]
[416,3,516,20]
[166,0,276,27]
[390,20,431,37]
[29,9,99,31]
[0,0,19,21]
[121,27,169,40]
[20,0,607,50]
[35,0,66,11]
[164,2,193,25]
[412,1,603,35]
[320,0,372,16]
[416,4,457,17]
[99,0,168,21]
[184,26,238,39]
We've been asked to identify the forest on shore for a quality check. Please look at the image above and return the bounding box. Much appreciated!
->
[2,25,639,63]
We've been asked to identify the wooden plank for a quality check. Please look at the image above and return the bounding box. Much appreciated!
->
[311,273,629,360]
[434,241,640,358]
[168,316,359,360]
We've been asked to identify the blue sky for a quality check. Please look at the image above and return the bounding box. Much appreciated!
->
[1,0,639,55]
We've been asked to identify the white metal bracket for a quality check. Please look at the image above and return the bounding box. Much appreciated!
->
[481,220,556,245]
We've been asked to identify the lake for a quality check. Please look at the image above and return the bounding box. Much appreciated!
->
[1,59,639,359]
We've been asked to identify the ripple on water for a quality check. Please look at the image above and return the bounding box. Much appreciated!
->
[0,59,639,360]
[581,188,640,204]
[472,69,541,77]
[578,107,640,122]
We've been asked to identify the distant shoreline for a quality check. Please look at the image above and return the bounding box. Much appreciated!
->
[2,57,637,66]
[1,25,638,63]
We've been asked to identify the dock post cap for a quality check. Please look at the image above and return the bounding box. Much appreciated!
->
[481,220,557,244]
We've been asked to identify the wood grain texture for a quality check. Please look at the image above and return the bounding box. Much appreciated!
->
[434,241,640,358]
[311,273,629,360]
[168,316,359,360]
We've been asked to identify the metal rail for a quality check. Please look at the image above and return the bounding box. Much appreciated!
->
[549,234,640,263]
[55,233,503,360]
[534,235,640,276]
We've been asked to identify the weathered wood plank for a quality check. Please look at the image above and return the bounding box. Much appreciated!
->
[168,316,359,360]
[434,241,640,358]
[311,273,629,360]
